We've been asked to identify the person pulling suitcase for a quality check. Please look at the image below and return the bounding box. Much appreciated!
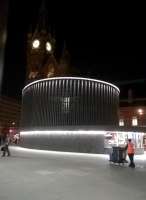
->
[125,139,135,168]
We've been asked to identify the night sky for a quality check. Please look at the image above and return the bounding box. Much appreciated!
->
[2,0,146,99]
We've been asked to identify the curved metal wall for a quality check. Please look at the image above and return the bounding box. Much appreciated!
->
[21,77,119,130]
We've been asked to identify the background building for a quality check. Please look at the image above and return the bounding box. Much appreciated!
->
[26,2,74,84]
[119,81,146,150]
[0,96,21,127]
[119,80,146,128]
[0,95,21,139]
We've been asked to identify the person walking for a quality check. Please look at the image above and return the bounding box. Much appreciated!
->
[1,135,11,157]
[126,139,135,168]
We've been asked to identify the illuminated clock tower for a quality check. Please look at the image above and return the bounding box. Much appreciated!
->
[26,1,57,82]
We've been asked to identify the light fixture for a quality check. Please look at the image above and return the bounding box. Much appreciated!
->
[138,108,143,115]
[132,116,138,126]
[119,119,124,126]
[46,41,52,52]
[32,39,40,49]
[11,146,109,158]
[20,130,106,136]
[23,77,120,93]
[9,129,13,133]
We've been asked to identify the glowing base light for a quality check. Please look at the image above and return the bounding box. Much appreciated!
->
[20,130,144,155]
[10,146,109,159]
[20,130,106,136]
[20,130,144,137]
[10,146,146,161]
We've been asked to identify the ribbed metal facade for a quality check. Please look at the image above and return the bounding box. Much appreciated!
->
[21,77,119,130]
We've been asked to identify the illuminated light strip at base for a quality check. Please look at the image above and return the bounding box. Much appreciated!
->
[20,130,144,136]
[20,130,106,136]
[10,147,146,160]
[10,146,109,158]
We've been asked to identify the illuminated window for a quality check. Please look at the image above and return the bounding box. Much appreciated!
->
[62,97,70,113]
[119,119,124,126]
[132,116,138,126]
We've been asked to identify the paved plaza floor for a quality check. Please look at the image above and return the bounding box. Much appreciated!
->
[0,146,146,200]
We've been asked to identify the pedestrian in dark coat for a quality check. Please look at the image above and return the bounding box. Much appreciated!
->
[1,135,11,157]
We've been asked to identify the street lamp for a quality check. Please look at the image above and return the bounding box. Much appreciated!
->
[137,108,143,115]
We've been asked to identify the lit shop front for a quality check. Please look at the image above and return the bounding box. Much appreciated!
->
[104,131,144,154]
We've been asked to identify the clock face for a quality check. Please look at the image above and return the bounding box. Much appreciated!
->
[32,39,40,49]
[46,41,52,52]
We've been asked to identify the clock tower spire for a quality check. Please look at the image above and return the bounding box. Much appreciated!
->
[26,0,56,82]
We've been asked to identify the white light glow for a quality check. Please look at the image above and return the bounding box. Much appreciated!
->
[32,39,40,49]
[20,130,145,136]
[11,146,146,160]
[23,77,120,93]
[132,117,138,126]
[9,129,13,133]
[119,119,124,126]
[20,130,106,136]
[19,131,144,155]
[29,71,38,79]
[138,108,143,115]
[46,42,52,52]
[62,97,70,112]
[10,146,109,158]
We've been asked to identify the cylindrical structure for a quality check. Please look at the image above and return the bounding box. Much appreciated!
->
[21,77,119,130]
[20,77,119,153]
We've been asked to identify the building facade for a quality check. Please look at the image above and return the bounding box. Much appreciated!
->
[0,96,21,139]
[119,106,146,128]
[119,81,146,151]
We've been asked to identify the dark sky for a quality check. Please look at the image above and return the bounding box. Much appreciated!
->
[2,0,146,99]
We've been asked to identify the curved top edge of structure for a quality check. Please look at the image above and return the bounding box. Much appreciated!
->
[22,77,120,93]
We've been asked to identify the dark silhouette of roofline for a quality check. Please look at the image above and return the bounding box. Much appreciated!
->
[116,79,146,85]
